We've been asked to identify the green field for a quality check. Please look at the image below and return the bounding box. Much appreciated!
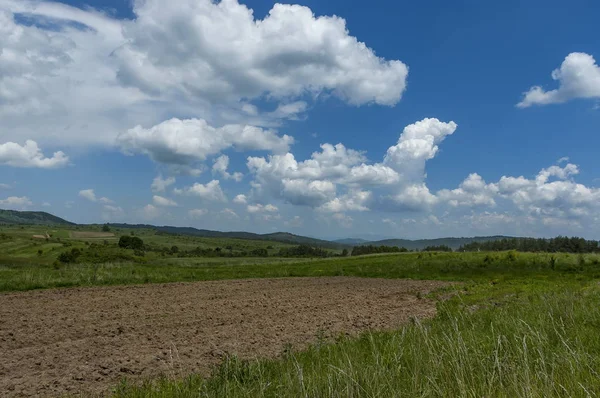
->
[2,224,600,397]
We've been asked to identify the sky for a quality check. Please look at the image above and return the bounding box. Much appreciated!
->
[1,0,600,240]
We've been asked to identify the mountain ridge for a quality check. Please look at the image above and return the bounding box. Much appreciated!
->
[0,209,75,226]
[1,209,518,250]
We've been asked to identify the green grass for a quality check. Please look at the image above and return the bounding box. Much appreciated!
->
[2,251,599,293]
[3,224,600,397]
[112,283,600,398]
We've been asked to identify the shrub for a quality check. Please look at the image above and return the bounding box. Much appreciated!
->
[58,248,82,264]
[118,235,144,250]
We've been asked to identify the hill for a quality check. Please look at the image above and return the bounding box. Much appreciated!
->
[0,209,75,226]
[333,238,371,245]
[369,236,516,251]
[108,224,347,250]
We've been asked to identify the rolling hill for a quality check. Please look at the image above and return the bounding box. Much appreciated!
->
[1,209,515,251]
[108,224,347,249]
[0,209,75,226]
[364,236,516,251]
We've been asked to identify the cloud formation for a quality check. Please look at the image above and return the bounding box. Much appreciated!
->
[0,0,407,147]
[153,195,178,207]
[118,118,293,165]
[0,196,32,208]
[174,180,227,202]
[518,52,600,107]
[78,189,113,203]
[0,140,68,168]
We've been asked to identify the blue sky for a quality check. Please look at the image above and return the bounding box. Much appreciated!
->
[1,0,599,240]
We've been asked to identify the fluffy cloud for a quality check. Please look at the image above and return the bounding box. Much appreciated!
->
[246,119,457,212]
[213,155,243,182]
[233,194,248,204]
[247,143,398,207]
[495,163,600,219]
[188,209,208,218]
[153,195,178,207]
[386,184,439,211]
[0,196,32,208]
[174,180,227,202]
[319,190,372,213]
[247,203,281,221]
[518,53,600,107]
[0,183,10,189]
[0,140,68,168]
[1,0,406,147]
[118,118,293,165]
[383,118,457,183]
[151,175,176,193]
[437,174,498,207]
[115,0,407,106]
[78,189,113,203]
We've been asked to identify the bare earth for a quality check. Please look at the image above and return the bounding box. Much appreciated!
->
[0,277,450,397]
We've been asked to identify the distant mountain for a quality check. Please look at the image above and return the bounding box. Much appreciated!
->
[334,238,371,245]
[108,223,347,249]
[0,209,75,226]
[366,236,516,251]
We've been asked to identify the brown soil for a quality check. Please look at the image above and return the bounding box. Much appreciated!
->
[69,231,115,239]
[0,277,450,397]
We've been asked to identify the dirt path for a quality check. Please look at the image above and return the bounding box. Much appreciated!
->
[0,277,450,397]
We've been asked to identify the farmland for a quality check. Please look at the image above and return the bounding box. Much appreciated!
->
[1,224,600,397]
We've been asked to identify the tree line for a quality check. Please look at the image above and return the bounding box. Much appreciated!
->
[458,236,600,253]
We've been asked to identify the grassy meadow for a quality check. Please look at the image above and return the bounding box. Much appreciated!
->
[2,224,600,396]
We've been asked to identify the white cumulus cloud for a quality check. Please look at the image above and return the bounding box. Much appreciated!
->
[518,52,600,107]
[153,195,178,207]
[78,189,113,203]
[118,118,293,165]
[212,155,243,182]
[0,140,68,168]
[174,180,227,202]
[0,0,407,147]
[151,175,176,193]
[0,196,32,208]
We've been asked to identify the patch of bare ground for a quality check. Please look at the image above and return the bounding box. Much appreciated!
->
[0,277,451,397]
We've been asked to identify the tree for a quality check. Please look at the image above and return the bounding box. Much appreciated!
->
[102,224,111,232]
[341,249,349,257]
[118,235,144,250]
[170,245,179,254]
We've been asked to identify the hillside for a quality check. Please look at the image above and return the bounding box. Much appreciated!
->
[334,238,371,245]
[0,209,75,226]
[369,236,516,251]
[108,224,347,249]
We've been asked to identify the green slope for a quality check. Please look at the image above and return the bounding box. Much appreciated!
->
[370,236,516,251]
[0,209,75,226]
[108,224,347,249]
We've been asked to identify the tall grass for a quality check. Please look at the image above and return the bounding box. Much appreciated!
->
[2,251,600,292]
[113,285,600,397]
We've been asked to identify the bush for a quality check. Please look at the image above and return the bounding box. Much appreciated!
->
[118,235,144,250]
[278,245,329,258]
[351,245,408,256]
[250,248,268,257]
[57,248,82,264]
